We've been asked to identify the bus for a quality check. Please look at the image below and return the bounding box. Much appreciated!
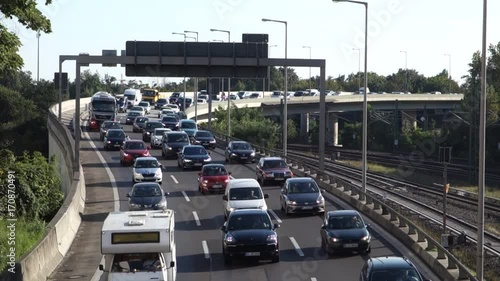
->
[89,92,117,130]
[142,88,160,104]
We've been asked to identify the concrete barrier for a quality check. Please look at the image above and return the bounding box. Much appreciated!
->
[0,98,89,281]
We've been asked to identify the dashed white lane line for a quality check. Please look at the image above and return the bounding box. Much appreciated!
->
[193,211,201,226]
[181,191,190,202]
[311,278,318,281]
[268,209,282,223]
[289,237,304,257]
[170,175,179,184]
[202,240,210,259]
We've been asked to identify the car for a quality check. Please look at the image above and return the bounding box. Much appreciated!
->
[99,121,122,141]
[162,103,180,113]
[280,177,325,215]
[125,111,142,125]
[117,96,128,113]
[151,128,171,148]
[198,94,208,100]
[132,117,149,133]
[127,182,169,211]
[191,130,216,149]
[177,97,193,110]
[103,129,129,150]
[129,106,145,116]
[158,108,175,118]
[161,131,190,159]
[271,91,283,98]
[178,119,197,137]
[256,157,293,186]
[360,256,431,281]
[142,121,165,142]
[161,116,179,130]
[320,210,371,256]
[177,145,212,170]
[198,164,231,194]
[222,178,268,219]
[228,94,240,100]
[225,141,255,163]
[155,98,168,109]
[249,93,261,99]
[195,99,207,104]
[132,157,164,184]
[120,140,151,166]
[169,92,181,104]
[221,209,280,265]
[138,101,151,114]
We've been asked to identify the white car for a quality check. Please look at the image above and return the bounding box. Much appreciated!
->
[138,101,151,114]
[196,99,207,104]
[151,128,171,148]
[132,157,163,184]
[129,106,145,116]
[158,108,175,118]
[162,104,180,113]
[222,179,269,219]
[229,94,240,100]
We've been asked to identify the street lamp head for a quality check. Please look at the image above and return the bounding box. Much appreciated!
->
[261,18,270,22]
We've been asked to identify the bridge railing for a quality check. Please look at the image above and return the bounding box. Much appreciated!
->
[204,126,476,281]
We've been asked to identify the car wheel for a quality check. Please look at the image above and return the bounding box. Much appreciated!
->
[223,253,232,265]
[284,204,289,216]
[201,186,205,195]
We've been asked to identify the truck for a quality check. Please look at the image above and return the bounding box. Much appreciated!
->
[142,88,160,105]
[99,210,177,281]
[89,91,117,130]
[123,89,142,108]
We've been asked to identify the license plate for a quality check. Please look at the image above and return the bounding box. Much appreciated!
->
[302,206,313,210]
[240,157,247,159]
[245,252,260,257]
[344,243,358,248]
[213,184,222,188]
[194,163,202,166]
[275,178,284,180]
[114,144,121,147]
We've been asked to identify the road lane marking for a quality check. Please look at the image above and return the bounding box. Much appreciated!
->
[202,240,210,259]
[182,191,190,202]
[170,175,179,184]
[193,211,201,226]
[311,278,318,281]
[268,209,282,223]
[289,237,304,257]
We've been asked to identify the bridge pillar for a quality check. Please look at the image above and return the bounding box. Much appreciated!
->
[327,113,338,145]
[402,110,417,131]
[300,113,310,143]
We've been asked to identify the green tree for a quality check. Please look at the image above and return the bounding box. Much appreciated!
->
[0,0,53,77]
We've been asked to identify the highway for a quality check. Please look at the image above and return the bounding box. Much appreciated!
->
[52,108,440,281]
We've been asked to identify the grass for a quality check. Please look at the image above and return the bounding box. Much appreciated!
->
[339,160,500,199]
[0,218,46,272]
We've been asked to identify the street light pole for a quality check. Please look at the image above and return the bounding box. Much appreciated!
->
[353,48,361,90]
[303,46,312,90]
[210,29,231,138]
[333,0,368,197]
[400,50,408,93]
[444,53,452,93]
[262,18,288,156]
[36,31,41,82]
[185,31,199,121]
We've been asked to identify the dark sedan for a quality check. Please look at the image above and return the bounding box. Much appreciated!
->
[99,121,122,141]
[127,183,169,211]
[155,98,168,109]
[132,117,149,133]
[280,177,325,215]
[177,145,212,170]
[161,131,190,159]
[161,116,179,130]
[360,256,430,281]
[125,111,142,125]
[256,157,293,186]
[142,121,165,142]
[320,210,371,255]
[191,130,216,149]
[221,209,280,265]
[224,141,256,163]
[103,129,129,150]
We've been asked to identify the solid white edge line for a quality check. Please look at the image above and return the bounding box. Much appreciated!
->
[170,175,179,184]
[289,237,304,257]
[202,240,210,259]
[83,121,120,281]
[182,191,190,202]
[193,211,201,226]
[268,209,282,223]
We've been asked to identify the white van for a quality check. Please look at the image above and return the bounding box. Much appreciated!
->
[222,179,269,219]
[124,89,142,108]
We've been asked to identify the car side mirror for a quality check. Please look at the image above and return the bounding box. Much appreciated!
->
[126,193,130,197]
[321,189,325,194]
[169,261,175,268]
[99,264,105,271]
[222,195,228,201]
[228,172,232,175]
[220,225,226,232]
[273,223,280,229]
[321,224,326,229]
[208,152,211,155]
[264,194,269,199]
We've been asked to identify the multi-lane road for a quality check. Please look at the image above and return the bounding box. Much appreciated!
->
[50,108,440,281]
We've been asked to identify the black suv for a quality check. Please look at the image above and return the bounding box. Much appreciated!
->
[225,141,255,163]
[169,92,181,104]
[100,121,122,141]
[142,121,165,142]
[191,130,216,149]
[161,131,190,159]
[155,98,168,109]
[359,256,430,281]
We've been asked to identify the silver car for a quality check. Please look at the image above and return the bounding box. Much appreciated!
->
[151,128,171,148]
[132,157,163,184]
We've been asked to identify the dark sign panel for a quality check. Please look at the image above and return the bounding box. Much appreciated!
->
[111,232,160,244]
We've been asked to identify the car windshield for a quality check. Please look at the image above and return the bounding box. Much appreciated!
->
[162,117,177,122]
[131,106,144,111]
[162,110,174,114]
[288,181,319,193]
[125,142,145,150]
[135,160,159,168]
[181,122,196,129]
[370,269,421,281]
[107,131,125,138]
[203,166,227,176]
[128,112,140,117]
[184,147,207,155]
[157,99,167,103]
[154,129,169,135]
[227,214,272,230]
[138,102,149,106]
[111,253,161,273]
[146,123,163,129]
[132,185,162,197]
[229,187,263,200]
[168,134,188,142]
[263,160,287,168]
[102,122,119,129]
[232,143,251,150]
[135,117,148,123]
[195,131,212,138]
[328,215,364,229]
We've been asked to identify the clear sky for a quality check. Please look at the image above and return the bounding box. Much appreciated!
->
[10,0,500,86]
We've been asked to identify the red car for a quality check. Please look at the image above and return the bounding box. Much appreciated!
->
[120,140,151,166]
[198,164,231,194]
